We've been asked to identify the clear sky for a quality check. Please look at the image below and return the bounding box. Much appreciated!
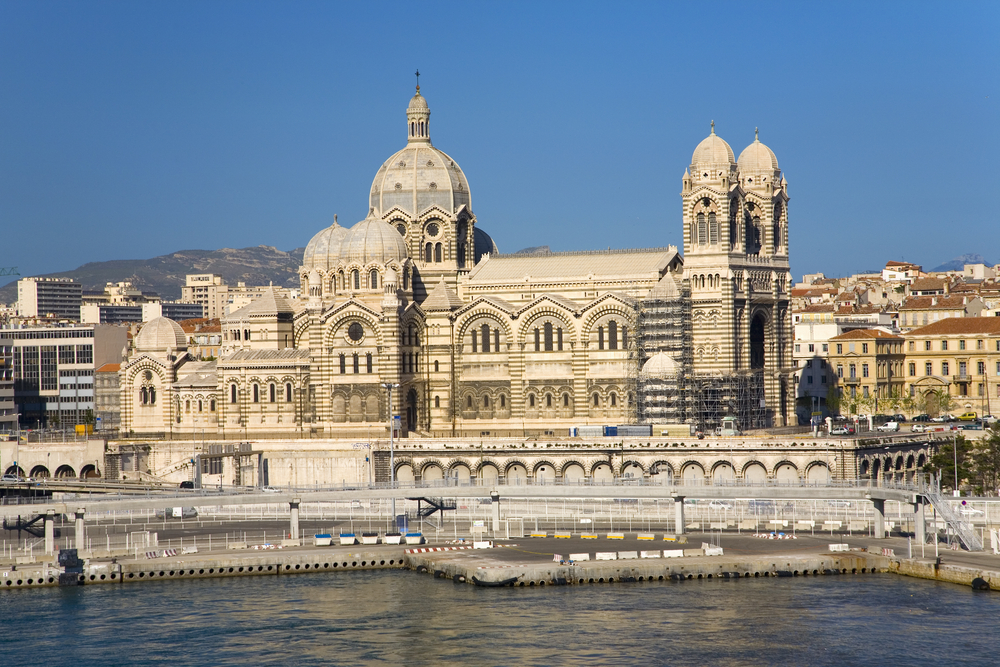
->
[2,1,998,282]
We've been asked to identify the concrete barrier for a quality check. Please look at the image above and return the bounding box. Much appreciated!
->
[828,543,850,552]
[663,549,684,558]
[473,541,493,549]
[554,532,572,539]
[228,542,249,550]
[617,551,639,560]
[569,553,590,561]
[606,533,625,540]
[705,546,724,556]
[581,533,598,539]
[683,549,703,557]
[637,533,655,541]
[849,520,867,532]
[181,546,198,555]
[530,532,548,538]
[663,535,678,542]
[640,550,661,558]
[280,539,298,548]
[739,519,757,530]
[798,520,815,528]
[596,552,618,561]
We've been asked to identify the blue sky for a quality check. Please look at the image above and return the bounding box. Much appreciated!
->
[2,1,998,282]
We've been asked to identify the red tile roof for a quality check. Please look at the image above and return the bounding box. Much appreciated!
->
[906,317,1000,336]
[96,363,121,373]
[830,328,902,341]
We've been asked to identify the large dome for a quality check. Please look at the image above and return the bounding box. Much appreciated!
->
[691,123,735,174]
[340,213,409,265]
[136,317,186,353]
[369,89,472,216]
[737,131,780,174]
[302,216,349,270]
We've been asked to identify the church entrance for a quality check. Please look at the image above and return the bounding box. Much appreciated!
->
[406,388,418,432]
[750,313,766,370]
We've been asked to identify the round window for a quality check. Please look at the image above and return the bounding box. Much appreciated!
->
[396,223,406,236]
[348,323,364,342]
[426,222,439,237]
[143,370,152,381]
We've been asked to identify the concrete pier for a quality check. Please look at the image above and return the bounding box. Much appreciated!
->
[75,509,86,550]
[44,510,55,555]
[289,499,300,540]
[872,499,885,539]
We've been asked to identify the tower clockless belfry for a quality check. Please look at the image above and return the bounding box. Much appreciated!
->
[681,124,793,427]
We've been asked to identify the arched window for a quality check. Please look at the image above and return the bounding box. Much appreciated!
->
[252,384,259,403]
[184,399,189,412]
[140,387,148,405]
[471,329,478,353]
[230,384,237,404]
[500,395,506,408]
[729,199,738,248]
[529,394,536,407]
[149,387,156,404]
[425,243,433,263]
[609,320,618,350]
[483,395,490,408]
[434,242,442,262]
[434,360,439,372]
[352,270,360,290]
[593,393,600,407]
[434,395,440,408]
[210,399,216,412]
[285,383,292,402]
[709,212,718,244]
[339,354,346,374]
[370,269,378,289]
[466,395,473,408]
[610,393,617,407]
[563,393,570,407]
[534,328,540,352]
[544,322,553,351]
[494,329,500,352]
[482,324,491,353]
[772,202,783,252]
[622,327,628,349]
[557,328,563,351]
[244,329,250,341]
[353,353,360,374]
[598,326,604,350]
[697,212,707,245]
[546,394,552,408]
[198,400,203,412]
[403,270,408,290]
[366,353,373,373]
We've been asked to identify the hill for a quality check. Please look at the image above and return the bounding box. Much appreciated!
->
[0,245,305,304]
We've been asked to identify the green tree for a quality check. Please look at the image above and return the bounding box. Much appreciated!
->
[825,389,841,416]
[82,409,95,426]
[971,424,1000,495]
[924,434,974,493]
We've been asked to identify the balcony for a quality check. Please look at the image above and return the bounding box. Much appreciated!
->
[843,377,861,385]
[952,375,972,384]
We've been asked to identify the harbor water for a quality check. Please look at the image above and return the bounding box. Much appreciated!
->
[1,570,997,666]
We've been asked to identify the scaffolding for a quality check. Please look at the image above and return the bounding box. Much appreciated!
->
[687,371,767,432]
[631,288,692,425]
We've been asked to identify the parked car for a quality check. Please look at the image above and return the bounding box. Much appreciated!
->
[831,425,855,436]
[178,481,195,489]
[262,486,281,493]
[708,500,733,510]
[911,423,928,432]
[0,473,22,483]
[958,412,978,421]
[931,414,954,423]
[984,415,998,425]
[912,414,931,422]
[892,414,907,423]
[876,421,900,432]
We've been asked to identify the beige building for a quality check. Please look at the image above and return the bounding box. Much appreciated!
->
[903,317,1000,417]
[828,329,905,410]
[120,87,795,439]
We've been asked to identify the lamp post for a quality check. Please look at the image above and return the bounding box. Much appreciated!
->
[382,382,400,525]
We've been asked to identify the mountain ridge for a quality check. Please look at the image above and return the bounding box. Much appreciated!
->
[0,245,305,304]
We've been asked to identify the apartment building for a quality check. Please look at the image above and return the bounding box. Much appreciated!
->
[828,329,906,404]
[17,277,83,320]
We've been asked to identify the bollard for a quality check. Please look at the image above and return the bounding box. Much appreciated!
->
[44,510,55,555]
[75,509,86,551]
[674,496,685,536]
[289,499,301,541]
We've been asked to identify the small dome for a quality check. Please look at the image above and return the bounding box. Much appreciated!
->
[303,217,349,270]
[737,131,780,174]
[340,213,409,265]
[136,317,187,353]
[474,227,498,264]
[641,352,680,378]
[408,89,428,110]
[691,123,735,173]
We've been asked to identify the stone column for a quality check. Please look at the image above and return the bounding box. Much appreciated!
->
[674,496,685,536]
[490,491,501,534]
[44,510,55,555]
[872,498,885,539]
[913,498,926,545]
[289,499,301,541]
[75,509,86,551]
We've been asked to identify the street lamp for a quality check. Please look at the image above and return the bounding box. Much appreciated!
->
[382,382,400,526]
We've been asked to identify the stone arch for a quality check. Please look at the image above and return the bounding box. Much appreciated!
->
[561,461,586,483]
[517,307,575,348]
[581,302,635,349]
[455,308,514,349]
[421,462,444,482]
[80,464,100,479]
[322,309,384,349]
[477,461,500,482]
[680,461,705,483]
[533,461,556,483]
[711,461,736,483]
[773,461,799,483]
[805,462,831,484]
[54,465,76,478]
[30,465,50,479]
[743,461,767,484]
[591,461,614,482]
[395,462,415,483]
[649,460,674,483]
[750,309,768,370]
[448,461,472,484]
[620,461,645,479]
[505,461,528,483]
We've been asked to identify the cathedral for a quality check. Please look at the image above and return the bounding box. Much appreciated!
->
[120,86,793,439]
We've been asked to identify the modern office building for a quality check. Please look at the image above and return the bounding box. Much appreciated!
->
[17,277,83,320]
